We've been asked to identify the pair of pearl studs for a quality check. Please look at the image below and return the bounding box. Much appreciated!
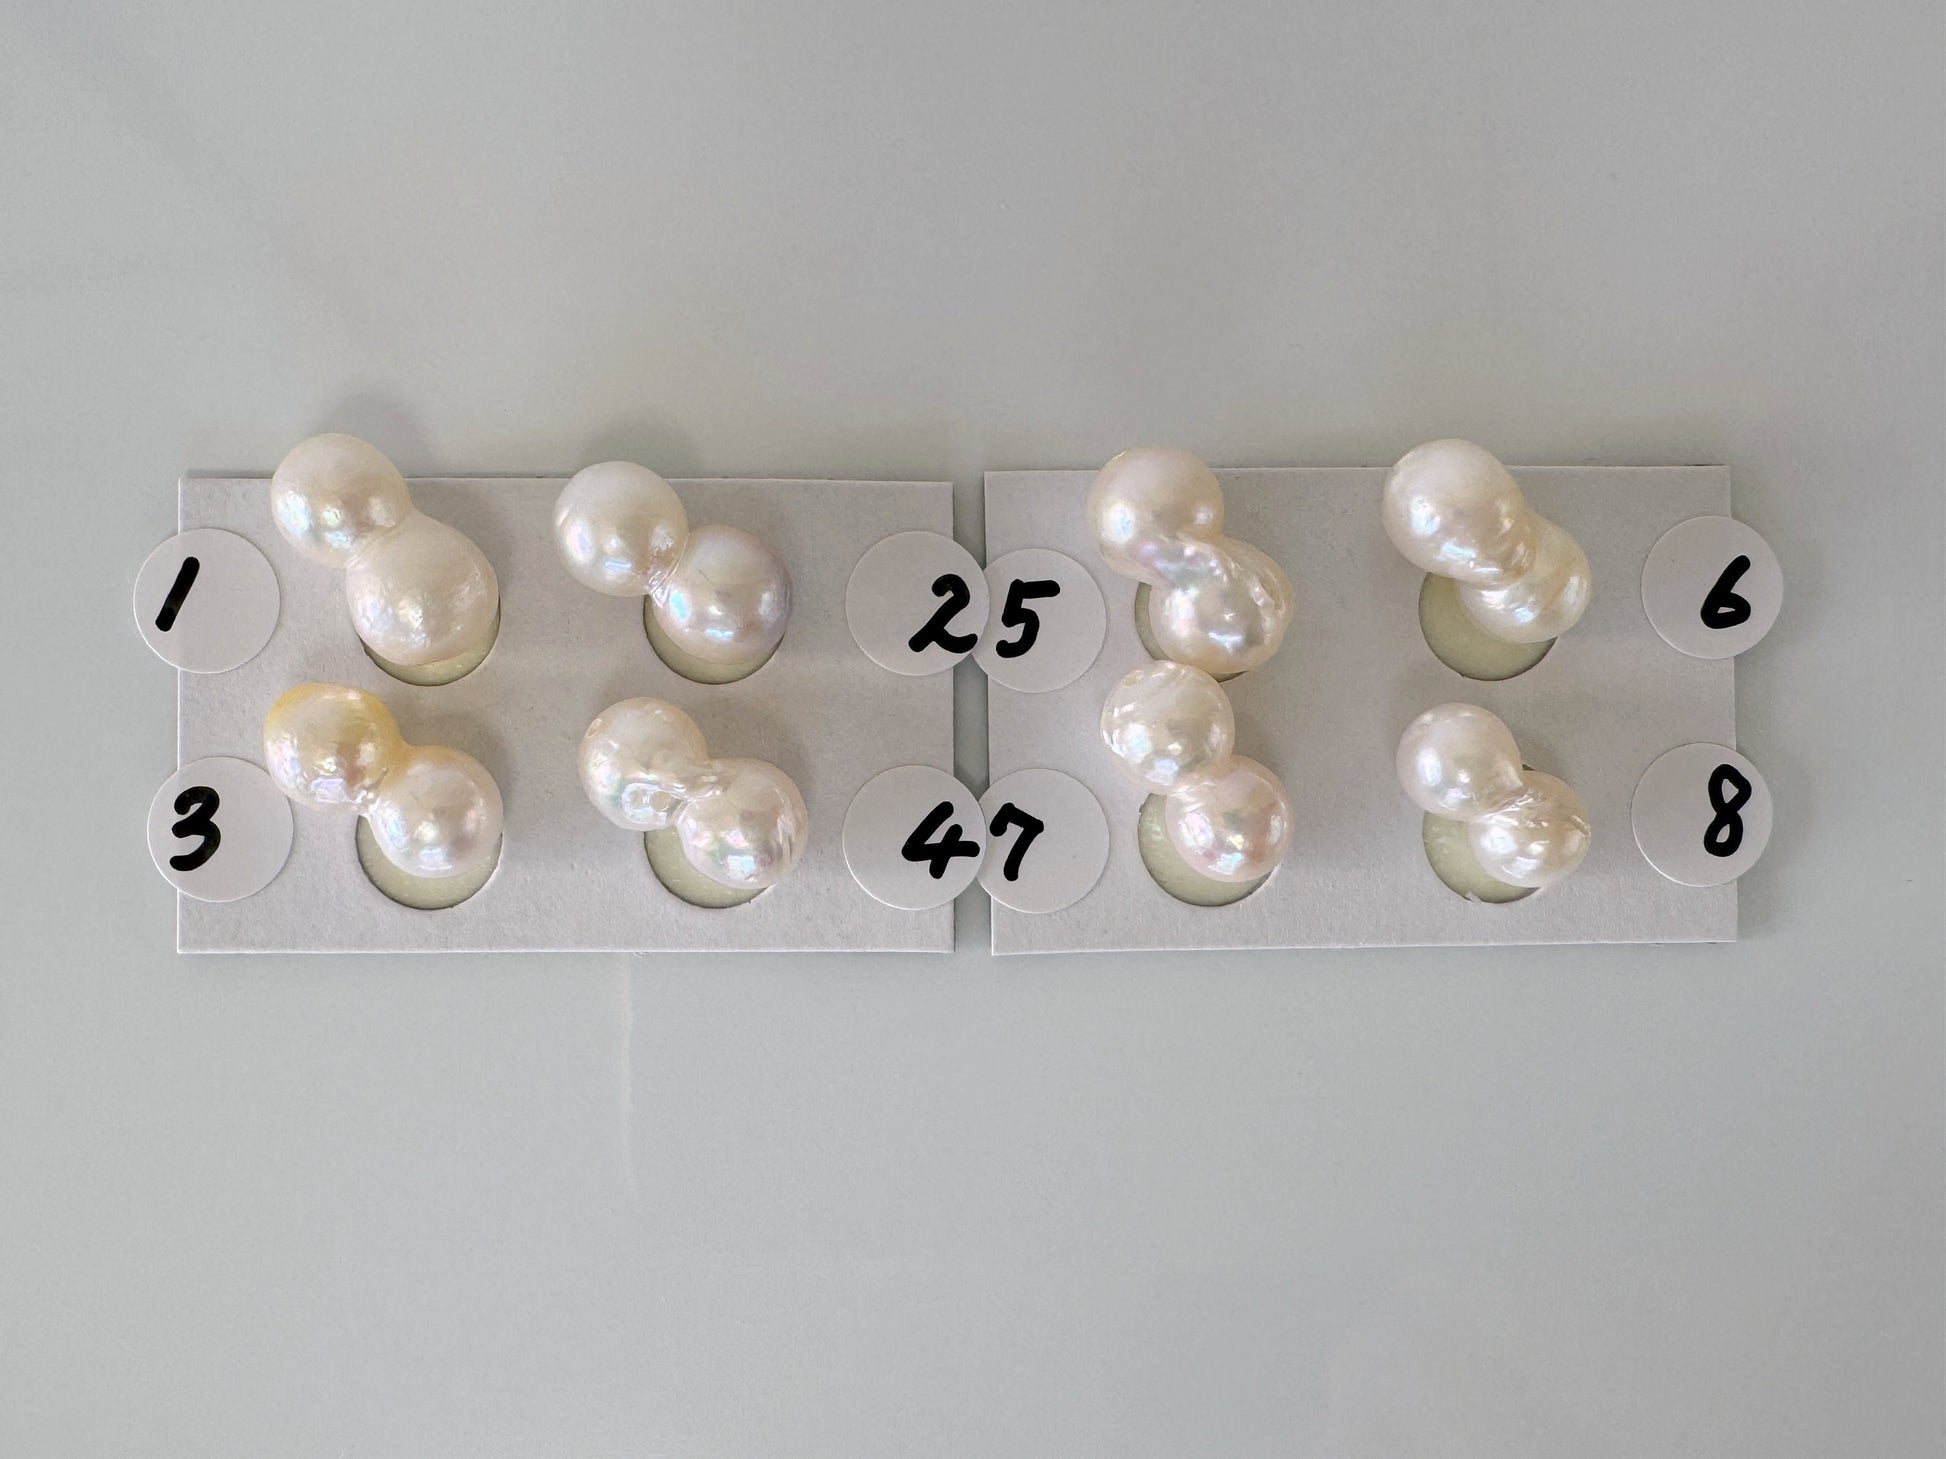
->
[1089,447,1298,893]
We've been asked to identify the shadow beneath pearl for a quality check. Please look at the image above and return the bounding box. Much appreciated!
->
[644,830,763,909]
[1135,796,1269,908]
[355,821,502,910]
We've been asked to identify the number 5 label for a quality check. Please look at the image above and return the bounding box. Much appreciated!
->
[978,769,1110,913]
[1631,743,1773,887]
[1641,516,1782,660]
[974,549,1107,693]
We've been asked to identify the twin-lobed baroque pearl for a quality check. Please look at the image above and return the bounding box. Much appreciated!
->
[1396,702,1591,888]
[578,697,808,891]
[271,435,499,667]
[1101,661,1293,883]
[263,683,503,880]
[1087,446,1294,677]
[553,462,792,667]
[1380,439,1591,644]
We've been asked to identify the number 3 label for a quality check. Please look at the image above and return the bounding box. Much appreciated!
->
[1631,743,1773,887]
[1641,516,1783,660]
[842,765,987,909]
[974,549,1108,694]
[977,769,1111,914]
[146,757,294,902]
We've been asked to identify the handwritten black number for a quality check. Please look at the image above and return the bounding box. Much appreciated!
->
[900,801,982,880]
[987,801,1046,881]
[155,555,201,632]
[169,785,222,872]
[994,579,1061,659]
[907,573,979,654]
[1703,764,1751,858]
[1700,555,1754,629]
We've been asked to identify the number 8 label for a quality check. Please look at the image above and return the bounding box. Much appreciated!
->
[1631,743,1773,887]
[974,549,1108,694]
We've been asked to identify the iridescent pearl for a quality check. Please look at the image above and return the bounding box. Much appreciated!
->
[553,463,792,668]
[271,434,499,667]
[263,683,503,881]
[1099,661,1293,883]
[1087,446,1293,677]
[1099,660,1235,794]
[1380,439,1591,644]
[1395,702,1590,890]
[577,697,807,891]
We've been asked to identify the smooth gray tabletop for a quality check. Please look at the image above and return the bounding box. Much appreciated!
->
[2,1,1940,1455]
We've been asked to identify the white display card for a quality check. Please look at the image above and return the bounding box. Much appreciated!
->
[174,477,957,953]
[983,466,1740,953]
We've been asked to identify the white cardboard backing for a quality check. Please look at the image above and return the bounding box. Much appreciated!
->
[175,476,957,953]
[984,466,1739,953]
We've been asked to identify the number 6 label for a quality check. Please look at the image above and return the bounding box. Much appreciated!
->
[1641,516,1782,660]
[978,769,1110,913]
[1631,743,1773,887]
[146,757,294,902]
[973,549,1107,693]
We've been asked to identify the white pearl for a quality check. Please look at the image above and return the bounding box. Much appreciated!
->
[554,463,792,666]
[263,683,502,881]
[271,435,499,668]
[1100,660,1235,794]
[577,697,808,891]
[1087,446,1293,677]
[1164,754,1294,883]
[1395,702,1591,890]
[1381,439,1591,643]
[1099,661,1293,883]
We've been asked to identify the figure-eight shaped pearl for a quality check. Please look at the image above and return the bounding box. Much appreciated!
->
[1087,446,1294,677]
[1100,661,1294,883]
[263,683,503,880]
[270,434,499,667]
[1381,439,1591,644]
[578,698,808,891]
[553,463,792,668]
[1396,702,1591,888]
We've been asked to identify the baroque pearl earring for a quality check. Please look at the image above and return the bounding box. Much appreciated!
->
[1381,439,1591,644]
[270,434,499,681]
[263,683,504,903]
[553,462,792,681]
[1087,446,1294,677]
[1396,702,1591,892]
[1100,660,1294,885]
[578,698,808,900]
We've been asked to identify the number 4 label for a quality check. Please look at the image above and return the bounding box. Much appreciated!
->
[843,766,987,910]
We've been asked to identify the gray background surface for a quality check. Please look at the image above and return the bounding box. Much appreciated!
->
[2,1,1940,1454]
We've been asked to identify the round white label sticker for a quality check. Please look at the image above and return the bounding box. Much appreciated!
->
[842,765,986,910]
[973,549,1107,694]
[977,768,1110,914]
[146,757,295,902]
[133,529,281,673]
[845,532,990,676]
[1641,516,1782,660]
[1632,742,1773,887]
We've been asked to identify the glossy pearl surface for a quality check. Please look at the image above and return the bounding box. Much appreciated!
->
[552,461,689,597]
[1380,438,1590,644]
[1164,755,1294,883]
[271,433,500,668]
[263,683,403,810]
[1395,702,1526,820]
[655,523,793,666]
[1087,446,1293,677]
[262,682,503,882]
[364,745,504,880]
[1468,770,1592,889]
[1396,702,1591,891]
[577,697,808,891]
[1100,661,1235,794]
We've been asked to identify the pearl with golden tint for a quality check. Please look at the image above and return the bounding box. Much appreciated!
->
[1395,702,1590,891]
[262,683,503,882]
[1087,446,1293,677]
[577,698,808,892]
[1380,439,1591,645]
[271,434,499,668]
